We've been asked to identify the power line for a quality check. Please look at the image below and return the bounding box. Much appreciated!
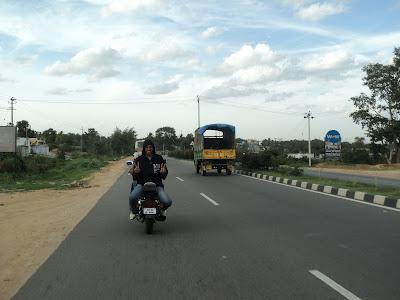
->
[15,97,194,105]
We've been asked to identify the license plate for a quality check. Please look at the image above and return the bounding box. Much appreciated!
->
[143,208,156,215]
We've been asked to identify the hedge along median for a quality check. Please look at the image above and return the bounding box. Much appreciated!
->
[235,169,400,210]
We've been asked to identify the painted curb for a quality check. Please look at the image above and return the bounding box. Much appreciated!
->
[235,170,400,210]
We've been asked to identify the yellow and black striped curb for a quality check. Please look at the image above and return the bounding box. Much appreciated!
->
[235,170,400,210]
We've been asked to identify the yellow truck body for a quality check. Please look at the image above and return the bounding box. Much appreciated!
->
[202,149,236,160]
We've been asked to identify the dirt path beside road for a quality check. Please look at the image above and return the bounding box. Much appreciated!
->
[0,159,128,300]
[310,164,400,180]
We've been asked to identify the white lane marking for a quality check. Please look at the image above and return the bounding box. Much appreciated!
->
[200,193,220,206]
[309,270,362,300]
[175,177,184,182]
[237,174,400,213]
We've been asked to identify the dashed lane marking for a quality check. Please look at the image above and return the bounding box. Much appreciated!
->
[200,193,220,206]
[309,270,362,300]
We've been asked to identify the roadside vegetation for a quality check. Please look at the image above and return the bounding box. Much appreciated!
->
[0,154,111,192]
[0,125,137,192]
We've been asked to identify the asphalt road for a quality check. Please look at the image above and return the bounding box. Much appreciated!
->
[304,168,400,188]
[14,158,400,300]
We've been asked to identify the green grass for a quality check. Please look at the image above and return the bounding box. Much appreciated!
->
[244,169,400,199]
[0,158,109,192]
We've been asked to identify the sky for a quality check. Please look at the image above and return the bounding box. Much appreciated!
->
[0,0,399,141]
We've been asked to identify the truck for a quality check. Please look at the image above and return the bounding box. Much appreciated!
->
[194,123,236,176]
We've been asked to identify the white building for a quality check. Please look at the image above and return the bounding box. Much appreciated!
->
[16,137,50,157]
[16,137,31,157]
[287,153,315,159]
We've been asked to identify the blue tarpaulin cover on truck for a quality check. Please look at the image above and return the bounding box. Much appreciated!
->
[197,124,235,135]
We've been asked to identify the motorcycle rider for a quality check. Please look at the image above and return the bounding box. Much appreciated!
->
[128,139,172,220]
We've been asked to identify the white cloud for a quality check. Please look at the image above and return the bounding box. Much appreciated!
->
[83,0,110,5]
[230,65,282,84]
[44,47,121,80]
[101,0,165,16]
[303,49,354,72]
[201,26,224,38]
[264,91,294,103]
[202,83,269,100]
[185,57,201,68]
[0,74,14,82]
[206,43,224,55]
[296,2,346,21]
[144,82,179,95]
[15,55,37,65]
[219,43,278,73]
[144,74,183,95]
[139,42,192,63]
[47,87,92,95]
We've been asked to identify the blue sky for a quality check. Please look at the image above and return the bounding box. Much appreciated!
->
[0,0,399,141]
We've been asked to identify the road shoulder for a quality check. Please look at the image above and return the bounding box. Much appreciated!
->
[0,159,127,300]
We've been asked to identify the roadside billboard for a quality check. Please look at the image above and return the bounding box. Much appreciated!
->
[325,130,341,158]
[0,126,17,153]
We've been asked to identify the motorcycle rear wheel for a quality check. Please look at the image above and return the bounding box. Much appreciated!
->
[145,219,154,234]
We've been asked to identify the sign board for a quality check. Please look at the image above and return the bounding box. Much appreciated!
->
[325,130,341,158]
[0,126,17,153]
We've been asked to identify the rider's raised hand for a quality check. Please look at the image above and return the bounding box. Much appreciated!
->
[134,162,141,173]
[160,163,167,174]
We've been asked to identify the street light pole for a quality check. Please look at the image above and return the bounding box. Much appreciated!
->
[10,97,16,126]
[197,95,200,129]
[304,110,314,167]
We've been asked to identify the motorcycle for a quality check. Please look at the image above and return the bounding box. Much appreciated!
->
[135,182,165,234]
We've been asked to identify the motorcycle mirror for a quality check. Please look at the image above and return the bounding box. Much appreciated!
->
[126,160,133,166]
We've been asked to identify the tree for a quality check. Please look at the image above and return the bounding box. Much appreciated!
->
[350,47,400,163]
[110,127,136,156]
[177,133,194,150]
[155,126,177,151]
[41,128,58,149]
[16,120,37,138]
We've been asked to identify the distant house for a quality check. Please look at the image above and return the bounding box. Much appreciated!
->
[247,139,261,153]
[32,144,50,155]
[16,137,30,157]
[16,137,50,157]
[287,153,315,159]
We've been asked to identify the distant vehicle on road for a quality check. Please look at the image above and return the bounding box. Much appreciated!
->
[134,139,145,159]
[194,123,236,176]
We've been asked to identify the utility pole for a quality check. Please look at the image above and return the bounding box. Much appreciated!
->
[197,95,200,129]
[304,110,314,167]
[80,127,84,153]
[9,97,16,126]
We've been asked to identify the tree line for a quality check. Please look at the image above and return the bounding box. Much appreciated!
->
[15,122,194,158]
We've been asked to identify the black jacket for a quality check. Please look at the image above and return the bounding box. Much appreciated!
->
[132,140,168,187]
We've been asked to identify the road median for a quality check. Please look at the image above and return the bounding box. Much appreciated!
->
[236,170,400,210]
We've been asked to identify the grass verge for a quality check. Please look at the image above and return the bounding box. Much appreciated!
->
[243,169,400,199]
[0,157,109,192]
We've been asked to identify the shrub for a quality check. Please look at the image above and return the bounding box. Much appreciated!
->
[342,150,370,164]
[0,156,26,173]
[24,155,56,173]
[289,166,303,176]
[169,150,193,160]
[277,166,303,176]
